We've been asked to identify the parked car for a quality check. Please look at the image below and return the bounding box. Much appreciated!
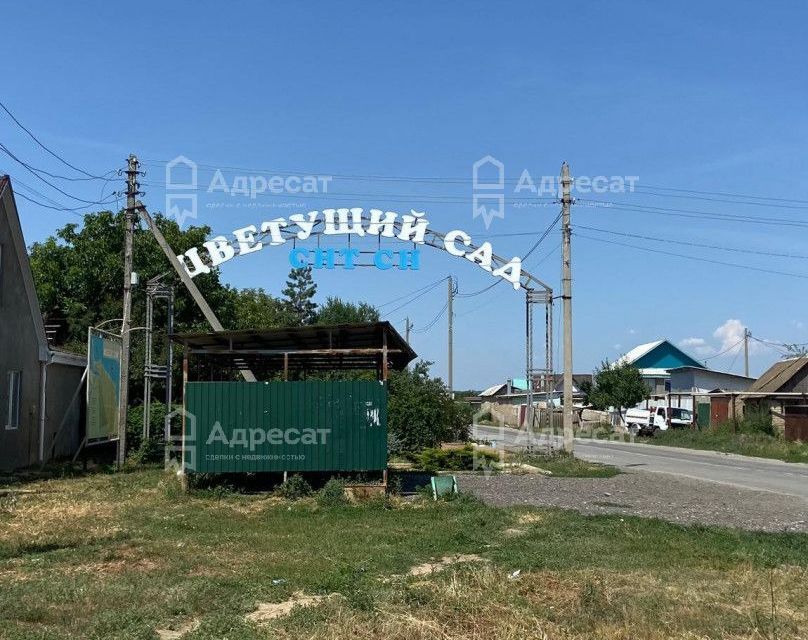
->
[624,406,693,435]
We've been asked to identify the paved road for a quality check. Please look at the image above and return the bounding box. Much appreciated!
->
[472,424,808,500]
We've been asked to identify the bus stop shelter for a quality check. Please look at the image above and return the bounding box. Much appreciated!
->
[169,322,416,479]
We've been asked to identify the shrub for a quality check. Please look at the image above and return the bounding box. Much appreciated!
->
[737,407,775,436]
[276,475,312,500]
[317,478,348,507]
[417,445,499,474]
[126,401,181,464]
[388,361,472,452]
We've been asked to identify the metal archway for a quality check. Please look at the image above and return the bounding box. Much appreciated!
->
[148,205,555,435]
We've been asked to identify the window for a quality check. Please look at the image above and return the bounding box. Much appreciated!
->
[6,371,21,430]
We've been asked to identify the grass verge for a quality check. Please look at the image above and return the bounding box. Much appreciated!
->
[0,468,806,639]
[641,426,808,463]
[507,450,621,477]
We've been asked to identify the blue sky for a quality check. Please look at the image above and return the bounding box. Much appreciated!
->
[2,1,807,388]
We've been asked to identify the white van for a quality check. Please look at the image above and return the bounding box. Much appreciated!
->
[624,406,693,435]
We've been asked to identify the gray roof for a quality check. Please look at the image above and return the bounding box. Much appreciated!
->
[749,357,808,393]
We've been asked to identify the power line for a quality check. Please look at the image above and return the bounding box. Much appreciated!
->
[457,211,561,299]
[629,186,808,210]
[702,337,744,361]
[0,143,116,205]
[381,278,446,318]
[636,183,808,206]
[376,276,446,309]
[412,302,448,334]
[577,224,808,259]
[576,232,808,280]
[141,158,808,210]
[578,199,808,229]
[139,181,556,206]
[3,173,117,214]
[0,99,105,179]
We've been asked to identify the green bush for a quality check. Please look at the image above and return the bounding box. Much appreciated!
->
[417,445,499,474]
[276,475,312,500]
[317,478,347,507]
[126,401,180,464]
[388,361,472,452]
[735,407,775,436]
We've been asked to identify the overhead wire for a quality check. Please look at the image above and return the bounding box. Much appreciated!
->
[0,99,107,179]
[381,277,447,318]
[575,232,808,280]
[577,224,808,259]
[376,276,447,309]
[577,199,808,228]
[456,211,561,299]
[0,142,117,205]
[141,159,808,205]
[702,337,745,361]
[412,301,449,334]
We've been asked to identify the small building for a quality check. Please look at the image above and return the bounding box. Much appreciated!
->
[740,357,808,439]
[668,366,754,394]
[616,340,704,394]
[0,176,86,472]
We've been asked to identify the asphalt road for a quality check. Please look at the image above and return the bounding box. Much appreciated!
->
[472,424,808,500]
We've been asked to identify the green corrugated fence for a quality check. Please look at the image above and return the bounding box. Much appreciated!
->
[184,380,387,473]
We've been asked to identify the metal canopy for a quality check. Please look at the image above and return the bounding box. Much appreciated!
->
[172,321,416,376]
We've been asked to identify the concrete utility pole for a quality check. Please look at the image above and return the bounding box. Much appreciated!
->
[561,162,574,453]
[117,154,140,467]
[447,276,454,397]
[137,204,257,383]
[744,328,750,377]
[405,317,413,344]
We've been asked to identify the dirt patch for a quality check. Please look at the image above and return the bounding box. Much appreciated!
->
[155,619,199,640]
[517,513,546,525]
[408,554,486,577]
[503,528,527,537]
[246,592,336,624]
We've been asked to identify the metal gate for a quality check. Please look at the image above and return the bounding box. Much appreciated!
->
[710,396,730,426]
[784,406,808,442]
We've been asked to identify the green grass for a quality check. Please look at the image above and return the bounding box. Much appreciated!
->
[641,425,808,464]
[0,468,807,639]
[508,450,621,478]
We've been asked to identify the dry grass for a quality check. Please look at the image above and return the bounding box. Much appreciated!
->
[269,565,808,640]
[2,468,807,639]
[407,554,486,576]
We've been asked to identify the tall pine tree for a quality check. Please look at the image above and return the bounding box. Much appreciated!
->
[282,266,318,325]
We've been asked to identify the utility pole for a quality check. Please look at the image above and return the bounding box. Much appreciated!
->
[117,154,140,467]
[405,317,413,344]
[447,276,454,397]
[137,204,256,382]
[561,162,574,453]
[744,328,750,377]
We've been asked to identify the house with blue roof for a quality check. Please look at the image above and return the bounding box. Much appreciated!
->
[616,339,705,395]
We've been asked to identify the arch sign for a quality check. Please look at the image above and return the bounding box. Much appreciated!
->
[176,208,524,289]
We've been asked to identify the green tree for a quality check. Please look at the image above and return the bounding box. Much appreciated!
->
[316,296,380,325]
[29,210,235,349]
[387,361,471,452]
[231,288,297,329]
[282,266,317,325]
[587,360,648,422]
